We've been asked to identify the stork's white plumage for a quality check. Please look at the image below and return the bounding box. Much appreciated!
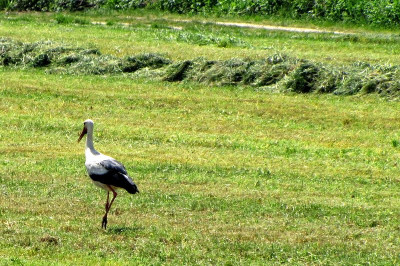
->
[78,119,139,229]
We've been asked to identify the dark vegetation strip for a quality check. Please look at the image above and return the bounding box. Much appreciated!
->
[2,38,400,97]
[4,0,400,28]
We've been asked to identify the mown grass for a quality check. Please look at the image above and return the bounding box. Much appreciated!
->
[2,69,400,264]
[2,10,400,65]
[2,10,400,264]
[3,37,400,97]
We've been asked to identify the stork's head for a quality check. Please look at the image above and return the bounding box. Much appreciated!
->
[78,119,94,142]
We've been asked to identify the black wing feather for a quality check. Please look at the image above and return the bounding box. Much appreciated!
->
[90,159,139,194]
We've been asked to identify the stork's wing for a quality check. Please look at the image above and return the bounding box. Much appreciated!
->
[99,159,128,175]
[95,158,138,194]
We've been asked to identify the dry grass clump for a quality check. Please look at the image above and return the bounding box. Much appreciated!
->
[170,54,295,88]
[3,37,400,98]
[0,38,91,68]
[283,61,400,98]
[123,53,171,73]
[0,38,169,75]
[185,58,400,98]
[163,60,193,81]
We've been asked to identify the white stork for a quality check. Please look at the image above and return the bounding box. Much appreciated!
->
[78,119,139,229]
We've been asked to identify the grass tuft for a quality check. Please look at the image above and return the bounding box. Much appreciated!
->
[392,140,399,148]
[40,235,59,245]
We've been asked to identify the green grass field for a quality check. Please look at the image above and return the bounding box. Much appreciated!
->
[2,10,400,264]
[2,11,400,65]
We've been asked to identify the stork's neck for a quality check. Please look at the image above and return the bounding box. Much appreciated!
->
[85,128,100,157]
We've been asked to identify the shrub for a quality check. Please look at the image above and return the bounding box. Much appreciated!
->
[53,0,94,11]
[8,0,97,11]
[0,0,9,10]
[5,0,400,27]
[8,0,52,11]
[97,0,400,27]
[103,0,149,10]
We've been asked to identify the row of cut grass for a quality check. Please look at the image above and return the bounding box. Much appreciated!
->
[3,36,400,97]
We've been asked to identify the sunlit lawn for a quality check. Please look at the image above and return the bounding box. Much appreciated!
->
[1,69,400,264]
[2,10,400,264]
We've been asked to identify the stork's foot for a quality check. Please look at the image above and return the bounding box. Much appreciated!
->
[102,215,108,229]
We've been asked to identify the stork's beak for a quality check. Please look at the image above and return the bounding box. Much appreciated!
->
[78,127,87,143]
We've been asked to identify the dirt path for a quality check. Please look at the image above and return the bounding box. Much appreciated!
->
[93,18,352,35]
[174,19,351,35]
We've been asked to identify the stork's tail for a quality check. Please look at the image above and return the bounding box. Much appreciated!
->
[122,174,139,194]
[127,183,139,194]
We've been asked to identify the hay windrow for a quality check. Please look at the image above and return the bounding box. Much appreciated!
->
[163,60,193,82]
[2,37,400,98]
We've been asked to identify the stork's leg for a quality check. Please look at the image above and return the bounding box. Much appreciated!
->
[102,191,110,229]
[102,215,107,229]
[107,186,118,212]
[102,186,118,229]
[105,191,110,211]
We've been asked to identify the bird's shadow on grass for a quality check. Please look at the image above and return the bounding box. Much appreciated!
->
[106,225,143,236]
